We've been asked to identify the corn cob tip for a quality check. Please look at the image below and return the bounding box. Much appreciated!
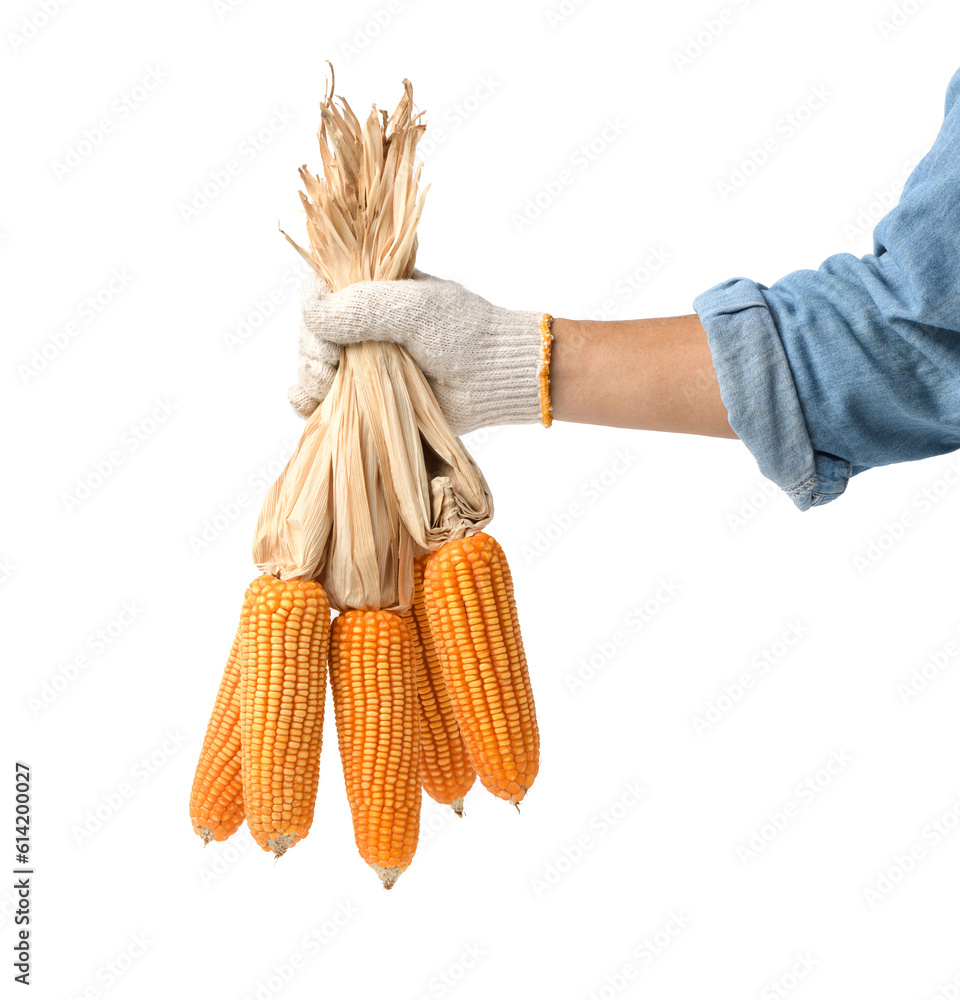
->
[268,834,298,859]
[450,797,465,818]
[373,865,405,890]
[198,827,215,846]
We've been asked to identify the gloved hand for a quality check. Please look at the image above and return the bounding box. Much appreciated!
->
[289,269,547,436]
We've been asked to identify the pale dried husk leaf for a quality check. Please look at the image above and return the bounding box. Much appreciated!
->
[252,67,492,612]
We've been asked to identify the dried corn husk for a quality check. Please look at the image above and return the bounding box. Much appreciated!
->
[252,67,492,612]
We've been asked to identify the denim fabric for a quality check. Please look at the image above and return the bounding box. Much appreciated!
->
[693,66,960,511]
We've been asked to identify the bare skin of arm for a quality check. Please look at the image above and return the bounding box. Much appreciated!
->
[550,314,739,439]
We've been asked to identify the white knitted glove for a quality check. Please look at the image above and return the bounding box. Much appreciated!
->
[289,269,546,436]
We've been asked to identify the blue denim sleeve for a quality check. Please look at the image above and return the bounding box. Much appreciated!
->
[693,66,960,511]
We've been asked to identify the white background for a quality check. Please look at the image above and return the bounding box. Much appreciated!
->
[5,1,960,998]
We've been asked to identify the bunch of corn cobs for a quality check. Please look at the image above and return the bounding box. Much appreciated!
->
[189,534,538,889]
[188,70,539,890]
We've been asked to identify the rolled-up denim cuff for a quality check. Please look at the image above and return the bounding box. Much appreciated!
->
[693,277,852,511]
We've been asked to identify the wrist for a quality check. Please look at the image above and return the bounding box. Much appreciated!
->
[549,316,593,424]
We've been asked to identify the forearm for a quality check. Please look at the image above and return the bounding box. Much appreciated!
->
[550,314,739,439]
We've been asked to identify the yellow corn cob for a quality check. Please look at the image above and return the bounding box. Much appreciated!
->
[329,610,421,889]
[189,593,250,844]
[401,556,475,815]
[240,574,330,857]
[423,531,539,803]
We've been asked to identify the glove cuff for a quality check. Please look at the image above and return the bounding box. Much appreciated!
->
[466,308,550,431]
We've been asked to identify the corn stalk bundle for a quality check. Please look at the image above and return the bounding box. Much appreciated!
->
[252,71,492,612]
[188,67,539,890]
